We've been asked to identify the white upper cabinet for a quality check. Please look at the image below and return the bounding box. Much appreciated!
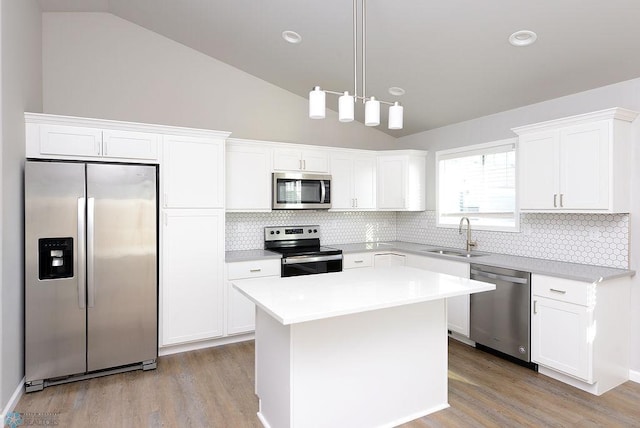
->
[26,116,160,162]
[377,150,427,211]
[513,108,638,213]
[273,147,329,173]
[226,139,272,211]
[330,150,376,210]
[162,135,225,209]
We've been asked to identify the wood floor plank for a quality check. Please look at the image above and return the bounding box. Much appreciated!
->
[14,338,640,427]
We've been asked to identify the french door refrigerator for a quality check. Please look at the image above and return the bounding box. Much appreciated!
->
[25,160,158,392]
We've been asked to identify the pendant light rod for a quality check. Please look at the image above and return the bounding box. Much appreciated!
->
[353,0,358,101]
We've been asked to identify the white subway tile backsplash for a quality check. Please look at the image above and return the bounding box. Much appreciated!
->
[226,211,629,269]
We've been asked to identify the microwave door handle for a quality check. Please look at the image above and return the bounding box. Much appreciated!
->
[320,180,326,203]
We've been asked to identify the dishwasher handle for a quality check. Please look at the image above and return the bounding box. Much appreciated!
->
[470,268,529,284]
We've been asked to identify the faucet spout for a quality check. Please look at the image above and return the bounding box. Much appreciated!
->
[458,217,477,252]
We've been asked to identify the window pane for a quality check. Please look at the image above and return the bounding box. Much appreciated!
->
[437,142,517,231]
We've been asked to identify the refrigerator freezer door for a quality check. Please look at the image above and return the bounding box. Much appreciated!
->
[86,163,157,371]
[25,161,87,382]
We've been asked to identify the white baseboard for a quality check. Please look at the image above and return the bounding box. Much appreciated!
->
[1,377,25,423]
[630,369,640,383]
[158,333,254,356]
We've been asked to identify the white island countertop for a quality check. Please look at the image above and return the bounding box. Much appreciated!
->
[232,266,495,325]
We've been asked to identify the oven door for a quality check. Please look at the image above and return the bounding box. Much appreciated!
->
[281,254,343,277]
[273,173,331,210]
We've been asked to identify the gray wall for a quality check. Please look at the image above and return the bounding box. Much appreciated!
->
[397,77,640,375]
[42,12,396,150]
[1,0,42,414]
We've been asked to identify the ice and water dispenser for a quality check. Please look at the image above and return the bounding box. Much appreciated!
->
[38,237,73,280]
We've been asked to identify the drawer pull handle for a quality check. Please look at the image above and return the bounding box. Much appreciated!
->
[550,288,566,294]
[354,260,364,263]
[249,268,262,273]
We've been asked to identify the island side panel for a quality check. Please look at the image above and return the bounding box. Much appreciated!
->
[289,299,449,428]
[255,307,292,428]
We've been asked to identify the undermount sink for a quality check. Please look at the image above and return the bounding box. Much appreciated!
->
[421,248,487,258]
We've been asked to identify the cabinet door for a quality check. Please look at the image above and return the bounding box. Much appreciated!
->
[531,296,592,382]
[163,135,224,208]
[39,124,103,158]
[329,155,354,209]
[161,210,224,345]
[102,130,159,160]
[353,156,376,209]
[559,121,609,209]
[273,149,302,171]
[518,131,559,210]
[377,156,407,209]
[373,253,406,267]
[406,255,471,336]
[301,149,329,173]
[226,143,272,211]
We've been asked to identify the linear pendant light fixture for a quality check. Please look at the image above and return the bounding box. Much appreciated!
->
[308,0,403,130]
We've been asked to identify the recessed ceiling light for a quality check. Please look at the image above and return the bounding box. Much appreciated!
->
[509,30,537,47]
[282,30,302,44]
[388,87,406,96]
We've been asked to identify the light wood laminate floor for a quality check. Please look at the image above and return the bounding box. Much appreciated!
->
[15,339,640,427]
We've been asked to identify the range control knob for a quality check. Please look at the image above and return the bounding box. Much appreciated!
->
[276,230,280,234]
[270,231,275,235]
[314,229,318,233]
[308,229,312,233]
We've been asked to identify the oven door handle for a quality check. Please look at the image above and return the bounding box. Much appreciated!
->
[320,180,326,203]
[282,254,343,265]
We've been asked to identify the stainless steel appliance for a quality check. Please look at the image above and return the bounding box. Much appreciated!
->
[25,160,158,392]
[469,264,536,369]
[272,172,331,210]
[265,226,342,277]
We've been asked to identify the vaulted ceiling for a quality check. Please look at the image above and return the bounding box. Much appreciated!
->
[38,0,640,137]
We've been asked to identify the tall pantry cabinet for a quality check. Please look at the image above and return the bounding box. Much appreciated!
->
[160,133,229,347]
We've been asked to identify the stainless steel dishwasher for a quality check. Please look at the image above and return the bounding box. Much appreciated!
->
[470,264,536,369]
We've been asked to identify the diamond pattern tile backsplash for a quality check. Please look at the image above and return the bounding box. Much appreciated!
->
[226,211,629,269]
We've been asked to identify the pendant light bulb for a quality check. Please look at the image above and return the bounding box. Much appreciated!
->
[365,97,380,126]
[338,91,355,122]
[388,102,404,130]
[309,86,326,119]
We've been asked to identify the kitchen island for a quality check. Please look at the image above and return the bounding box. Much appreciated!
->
[232,266,495,428]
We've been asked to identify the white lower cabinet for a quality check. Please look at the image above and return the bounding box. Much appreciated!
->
[226,259,280,335]
[373,253,406,267]
[531,274,630,395]
[406,254,470,338]
[343,252,374,269]
[161,210,224,346]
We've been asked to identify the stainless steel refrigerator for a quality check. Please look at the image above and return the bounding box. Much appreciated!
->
[25,160,158,392]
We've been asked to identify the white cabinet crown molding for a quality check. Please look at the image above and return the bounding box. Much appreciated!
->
[25,112,231,139]
[511,107,639,135]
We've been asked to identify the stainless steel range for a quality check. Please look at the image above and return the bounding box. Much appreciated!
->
[265,225,343,277]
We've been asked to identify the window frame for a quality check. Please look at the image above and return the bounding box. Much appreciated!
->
[435,138,520,233]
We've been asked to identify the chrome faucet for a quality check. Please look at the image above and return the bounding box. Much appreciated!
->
[458,217,477,252]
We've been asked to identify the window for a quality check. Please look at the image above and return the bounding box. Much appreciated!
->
[436,138,518,232]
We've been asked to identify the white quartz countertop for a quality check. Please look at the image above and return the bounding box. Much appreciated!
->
[232,266,495,325]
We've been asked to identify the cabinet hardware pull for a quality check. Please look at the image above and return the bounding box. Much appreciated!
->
[355,198,358,208]
[303,159,306,170]
[553,194,557,207]
[550,288,566,294]
[249,268,262,273]
[559,193,564,207]
[354,260,363,263]
[534,300,537,314]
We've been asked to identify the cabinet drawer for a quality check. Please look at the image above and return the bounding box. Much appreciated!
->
[532,274,594,306]
[343,252,374,269]
[227,259,281,280]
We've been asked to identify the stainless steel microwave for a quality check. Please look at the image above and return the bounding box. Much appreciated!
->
[272,172,331,210]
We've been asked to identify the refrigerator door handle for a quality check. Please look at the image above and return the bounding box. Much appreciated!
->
[77,198,86,309]
[87,197,96,308]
